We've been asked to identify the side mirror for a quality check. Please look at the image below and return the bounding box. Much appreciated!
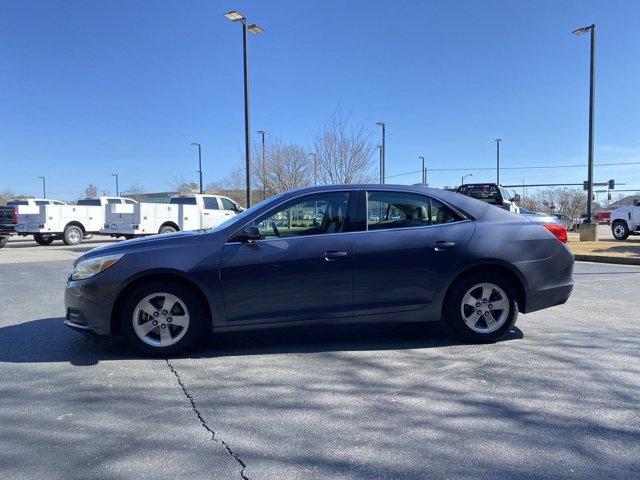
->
[238,225,261,242]
[511,194,521,203]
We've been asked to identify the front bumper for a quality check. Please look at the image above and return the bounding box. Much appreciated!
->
[64,272,123,336]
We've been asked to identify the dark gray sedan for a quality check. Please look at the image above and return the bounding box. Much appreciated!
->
[65,185,574,354]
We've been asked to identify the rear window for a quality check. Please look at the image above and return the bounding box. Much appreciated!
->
[6,200,28,206]
[77,199,101,206]
[170,197,197,205]
[457,184,501,202]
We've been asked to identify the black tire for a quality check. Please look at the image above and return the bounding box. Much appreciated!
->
[123,235,135,240]
[33,234,54,246]
[444,272,518,343]
[63,225,84,246]
[120,281,206,355]
[0,236,7,249]
[612,221,630,241]
[158,225,177,234]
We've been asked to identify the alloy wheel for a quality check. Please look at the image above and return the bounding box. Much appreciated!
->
[460,282,510,333]
[132,292,190,347]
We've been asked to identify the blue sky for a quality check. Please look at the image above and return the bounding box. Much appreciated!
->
[1,0,639,200]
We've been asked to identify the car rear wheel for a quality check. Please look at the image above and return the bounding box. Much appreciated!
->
[120,281,206,355]
[612,221,630,241]
[444,272,518,343]
[158,225,177,234]
[63,225,84,246]
[34,234,54,246]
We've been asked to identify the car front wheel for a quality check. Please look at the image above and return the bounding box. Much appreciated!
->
[63,225,84,246]
[120,281,206,355]
[444,272,518,343]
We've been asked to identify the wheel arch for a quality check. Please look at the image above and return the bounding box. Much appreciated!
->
[64,221,86,233]
[110,271,212,337]
[158,221,180,233]
[440,261,527,318]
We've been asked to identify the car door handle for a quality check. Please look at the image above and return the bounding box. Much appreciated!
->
[432,241,456,251]
[324,251,348,261]
[203,212,210,216]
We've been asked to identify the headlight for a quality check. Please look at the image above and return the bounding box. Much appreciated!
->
[69,254,123,281]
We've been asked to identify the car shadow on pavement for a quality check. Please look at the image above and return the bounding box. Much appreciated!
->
[0,317,523,365]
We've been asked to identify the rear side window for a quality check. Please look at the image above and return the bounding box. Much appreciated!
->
[366,191,464,230]
[77,199,101,206]
[35,201,49,206]
[170,197,197,205]
[6,200,28,206]
[106,199,121,204]
[203,197,219,210]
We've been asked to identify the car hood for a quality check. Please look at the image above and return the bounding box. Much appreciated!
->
[82,230,206,260]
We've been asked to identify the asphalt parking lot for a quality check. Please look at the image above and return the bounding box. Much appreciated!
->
[1,237,639,479]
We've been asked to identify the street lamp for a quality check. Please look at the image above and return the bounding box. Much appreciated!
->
[461,173,472,185]
[572,23,596,224]
[111,173,119,196]
[309,152,317,186]
[37,176,46,198]
[191,143,203,194]
[375,122,386,183]
[256,130,266,198]
[495,139,502,184]
[418,156,426,184]
[225,10,264,208]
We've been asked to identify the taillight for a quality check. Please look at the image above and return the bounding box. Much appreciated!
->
[12,207,18,223]
[544,223,568,244]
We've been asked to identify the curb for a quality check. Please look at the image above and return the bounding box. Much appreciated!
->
[573,254,640,266]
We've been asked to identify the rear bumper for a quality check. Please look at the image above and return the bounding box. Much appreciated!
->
[523,282,573,313]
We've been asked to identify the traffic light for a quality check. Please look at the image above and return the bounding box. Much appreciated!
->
[583,181,589,190]
[608,179,615,189]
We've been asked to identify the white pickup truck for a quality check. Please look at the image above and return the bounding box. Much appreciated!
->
[16,197,136,246]
[611,203,640,240]
[100,194,242,238]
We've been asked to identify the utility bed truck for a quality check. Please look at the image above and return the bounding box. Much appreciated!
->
[101,194,242,238]
[611,202,640,240]
[16,197,136,246]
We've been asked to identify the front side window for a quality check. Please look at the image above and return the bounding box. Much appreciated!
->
[106,199,120,204]
[203,197,219,210]
[124,199,136,204]
[367,191,463,230]
[249,192,350,239]
[220,198,236,211]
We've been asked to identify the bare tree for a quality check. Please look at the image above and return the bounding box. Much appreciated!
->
[84,183,98,198]
[205,166,246,205]
[168,176,198,195]
[527,187,588,219]
[0,188,16,205]
[121,184,145,202]
[312,110,377,184]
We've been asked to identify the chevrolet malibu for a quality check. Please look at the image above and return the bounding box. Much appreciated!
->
[65,185,574,355]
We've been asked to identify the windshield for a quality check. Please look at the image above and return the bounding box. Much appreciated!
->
[208,192,288,233]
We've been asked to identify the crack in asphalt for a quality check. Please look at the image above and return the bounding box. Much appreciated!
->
[165,359,251,480]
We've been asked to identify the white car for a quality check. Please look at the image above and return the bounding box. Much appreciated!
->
[16,197,136,246]
[611,204,640,240]
[100,194,242,238]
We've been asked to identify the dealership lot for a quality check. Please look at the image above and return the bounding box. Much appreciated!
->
[1,240,639,479]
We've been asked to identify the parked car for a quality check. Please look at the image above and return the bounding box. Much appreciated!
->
[596,211,611,225]
[552,213,581,232]
[16,197,134,246]
[610,204,640,240]
[456,183,520,214]
[100,194,242,238]
[65,185,574,355]
[0,205,18,248]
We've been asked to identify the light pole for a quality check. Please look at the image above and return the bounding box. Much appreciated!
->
[573,24,596,224]
[418,156,426,183]
[191,143,203,194]
[256,130,266,198]
[309,152,317,186]
[461,173,472,185]
[377,145,383,183]
[111,173,119,196]
[522,179,525,200]
[495,139,502,184]
[376,122,386,183]
[225,10,264,208]
[38,176,46,198]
